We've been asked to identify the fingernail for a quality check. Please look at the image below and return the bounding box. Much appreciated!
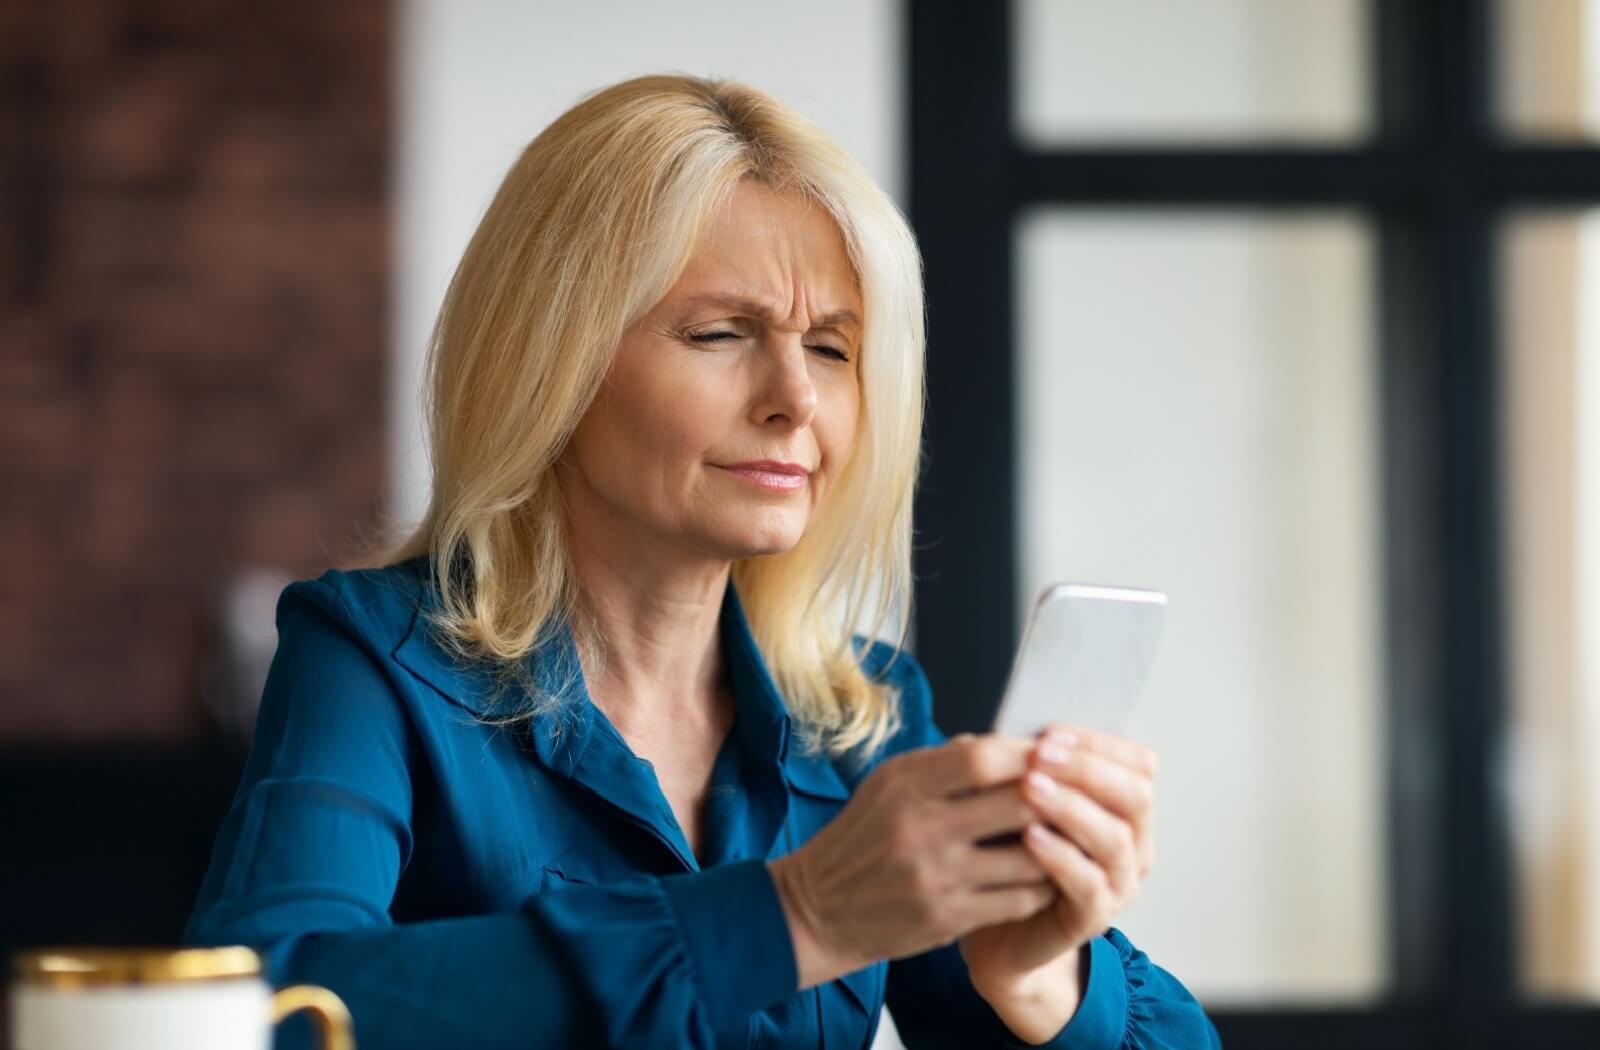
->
[1038,743,1069,765]
[1026,770,1056,794]
[1049,729,1080,748]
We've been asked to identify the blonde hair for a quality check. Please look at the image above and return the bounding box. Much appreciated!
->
[379,73,926,765]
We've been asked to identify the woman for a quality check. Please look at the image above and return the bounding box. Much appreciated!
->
[185,74,1221,1049]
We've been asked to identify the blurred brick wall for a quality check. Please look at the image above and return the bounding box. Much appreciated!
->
[0,1,391,740]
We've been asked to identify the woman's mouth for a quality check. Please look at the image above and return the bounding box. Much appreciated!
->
[715,464,809,493]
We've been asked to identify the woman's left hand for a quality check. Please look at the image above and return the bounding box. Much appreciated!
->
[958,724,1160,1043]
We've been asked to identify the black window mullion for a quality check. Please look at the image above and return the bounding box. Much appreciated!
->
[1014,148,1419,207]
[1371,0,1509,1036]
[1375,209,1448,1012]
[908,0,1018,735]
[1407,0,1515,1040]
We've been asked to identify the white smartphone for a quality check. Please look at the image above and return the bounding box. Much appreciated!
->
[990,583,1168,740]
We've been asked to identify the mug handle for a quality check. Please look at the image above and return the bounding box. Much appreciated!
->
[269,985,354,1050]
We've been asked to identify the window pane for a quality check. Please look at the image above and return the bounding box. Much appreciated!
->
[1014,211,1386,1003]
[1013,0,1369,144]
[1495,0,1600,140]
[1502,210,1600,1000]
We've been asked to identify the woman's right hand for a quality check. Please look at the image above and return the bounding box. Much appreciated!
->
[766,733,1057,989]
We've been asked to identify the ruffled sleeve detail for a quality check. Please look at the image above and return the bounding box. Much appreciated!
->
[1111,926,1221,1049]
[994,928,1221,1049]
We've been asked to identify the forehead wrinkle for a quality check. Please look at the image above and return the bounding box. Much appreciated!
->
[674,193,862,333]
[676,290,861,332]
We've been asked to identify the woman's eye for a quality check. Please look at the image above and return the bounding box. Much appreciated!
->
[689,331,850,362]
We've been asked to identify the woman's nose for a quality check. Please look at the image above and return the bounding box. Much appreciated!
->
[752,336,818,429]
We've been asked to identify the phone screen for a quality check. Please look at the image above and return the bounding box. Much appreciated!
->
[989,583,1166,740]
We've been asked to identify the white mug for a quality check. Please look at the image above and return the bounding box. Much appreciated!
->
[9,946,352,1050]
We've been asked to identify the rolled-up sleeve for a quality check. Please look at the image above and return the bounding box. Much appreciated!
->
[869,645,1222,1049]
[184,580,799,1050]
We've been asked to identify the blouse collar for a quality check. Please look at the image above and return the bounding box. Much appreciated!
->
[390,557,851,870]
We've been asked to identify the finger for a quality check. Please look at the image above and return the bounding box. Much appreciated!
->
[1021,771,1140,898]
[907,733,1036,795]
[944,782,1037,842]
[1040,724,1159,779]
[1032,746,1157,878]
[957,841,1049,888]
[1032,742,1155,827]
[955,881,1058,932]
[1023,820,1113,927]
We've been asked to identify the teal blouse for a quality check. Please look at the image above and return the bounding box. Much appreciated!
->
[183,556,1221,1049]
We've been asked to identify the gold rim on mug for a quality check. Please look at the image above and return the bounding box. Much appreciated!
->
[11,946,265,988]
[10,946,355,1050]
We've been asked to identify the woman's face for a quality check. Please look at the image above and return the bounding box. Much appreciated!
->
[558,180,863,566]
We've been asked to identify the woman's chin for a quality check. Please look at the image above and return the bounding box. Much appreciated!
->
[708,526,806,560]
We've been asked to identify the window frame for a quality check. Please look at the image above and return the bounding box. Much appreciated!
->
[907,2,1600,1045]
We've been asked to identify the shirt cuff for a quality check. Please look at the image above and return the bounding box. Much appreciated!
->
[660,859,799,1029]
[998,934,1128,1049]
